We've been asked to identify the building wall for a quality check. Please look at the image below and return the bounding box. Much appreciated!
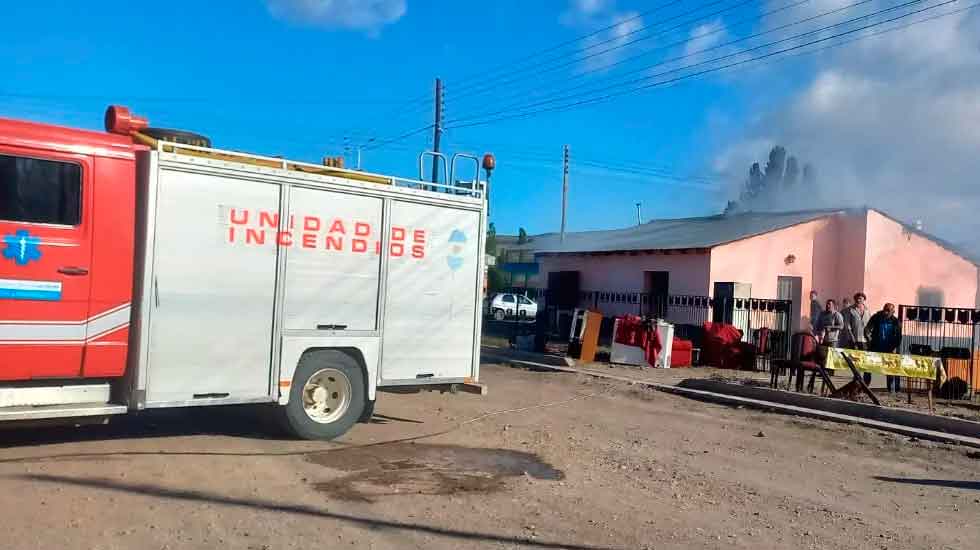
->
[709,217,834,298]
[534,209,979,325]
[834,211,868,304]
[536,252,711,316]
[862,210,978,310]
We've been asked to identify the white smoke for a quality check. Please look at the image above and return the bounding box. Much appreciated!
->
[712,1,980,254]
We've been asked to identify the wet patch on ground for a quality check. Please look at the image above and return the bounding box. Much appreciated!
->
[307,442,563,501]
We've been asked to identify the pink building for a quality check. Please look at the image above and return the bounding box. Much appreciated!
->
[532,208,979,331]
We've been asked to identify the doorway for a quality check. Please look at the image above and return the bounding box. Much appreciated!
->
[643,271,669,318]
[777,276,803,335]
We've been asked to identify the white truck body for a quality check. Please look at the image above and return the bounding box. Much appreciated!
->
[124,146,487,410]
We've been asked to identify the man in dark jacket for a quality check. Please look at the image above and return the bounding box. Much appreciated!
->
[865,303,903,392]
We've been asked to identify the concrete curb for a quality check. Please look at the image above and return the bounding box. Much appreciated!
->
[678,378,980,439]
[480,351,980,449]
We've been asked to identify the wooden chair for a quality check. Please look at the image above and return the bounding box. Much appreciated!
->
[774,332,837,394]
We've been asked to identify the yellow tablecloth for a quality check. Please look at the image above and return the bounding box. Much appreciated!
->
[825,348,944,381]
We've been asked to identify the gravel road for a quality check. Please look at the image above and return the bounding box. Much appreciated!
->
[0,363,977,550]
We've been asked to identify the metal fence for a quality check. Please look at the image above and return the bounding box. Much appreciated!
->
[484,288,791,369]
[898,304,979,400]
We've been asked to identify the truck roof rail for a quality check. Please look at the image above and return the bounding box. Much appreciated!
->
[132,132,484,197]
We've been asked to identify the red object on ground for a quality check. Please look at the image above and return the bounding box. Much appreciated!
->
[645,328,662,366]
[701,322,747,369]
[614,316,662,367]
[670,337,693,367]
[614,315,648,348]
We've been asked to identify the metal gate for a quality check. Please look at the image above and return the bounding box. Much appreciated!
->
[898,305,979,400]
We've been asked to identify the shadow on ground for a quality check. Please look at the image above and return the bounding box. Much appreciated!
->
[0,405,288,450]
[874,476,980,491]
[19,473,622,550]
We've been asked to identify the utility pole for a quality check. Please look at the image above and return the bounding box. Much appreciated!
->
[431,77,443,184]
[635,202,642,225]
[560,144,569,242]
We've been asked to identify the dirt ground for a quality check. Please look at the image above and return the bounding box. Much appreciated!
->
[1,363,978,550]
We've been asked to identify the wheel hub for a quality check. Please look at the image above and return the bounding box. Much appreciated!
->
[302,368,352,424]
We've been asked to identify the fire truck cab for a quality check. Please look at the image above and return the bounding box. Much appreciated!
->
[0,107,489,439]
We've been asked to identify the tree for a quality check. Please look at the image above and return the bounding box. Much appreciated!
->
[762,145,786,190]
[783,156,800,188]
[802,163,816,187]
[487,265,506,293]
[517,227,528,244]
[742,162,764,200]
[485,222,497,255]
[734,146,815,212]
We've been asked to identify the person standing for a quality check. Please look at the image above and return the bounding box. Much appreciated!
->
[866,303,903,392]
[809,290,822,333]
[841,292,873,382]
[815,299,844,347]
[841,293,870,350]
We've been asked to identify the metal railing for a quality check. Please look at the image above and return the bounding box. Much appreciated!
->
[153,139,486,198]
[898,304,978,400]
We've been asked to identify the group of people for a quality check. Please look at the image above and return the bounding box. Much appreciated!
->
[810,290,904,393]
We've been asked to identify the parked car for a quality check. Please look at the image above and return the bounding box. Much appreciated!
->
[488,293,538,320]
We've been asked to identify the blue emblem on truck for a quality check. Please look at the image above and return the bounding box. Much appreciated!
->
[447,229,466,271]
[2,229,42,266]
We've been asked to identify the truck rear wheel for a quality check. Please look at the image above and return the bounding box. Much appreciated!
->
[281,350,365,440]
[358,398,376,423]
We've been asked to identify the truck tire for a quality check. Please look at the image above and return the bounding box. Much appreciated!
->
[358,398,376,423]
[281,350,366,440]
[141,127,212,147]
[494,308,506,321]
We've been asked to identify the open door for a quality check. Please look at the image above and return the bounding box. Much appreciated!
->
[777,276,803,335]
[643,271,669,317]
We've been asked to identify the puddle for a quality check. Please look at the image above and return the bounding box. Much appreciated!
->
[307,443,563,501]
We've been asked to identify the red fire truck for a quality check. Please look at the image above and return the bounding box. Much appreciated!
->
[0,106,490,439]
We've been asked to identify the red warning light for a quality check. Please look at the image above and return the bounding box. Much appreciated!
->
[482,153,496,172]
[104,105,148,135]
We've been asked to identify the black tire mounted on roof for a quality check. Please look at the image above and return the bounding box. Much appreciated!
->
[140,127,212,148]
[281,350,366,440]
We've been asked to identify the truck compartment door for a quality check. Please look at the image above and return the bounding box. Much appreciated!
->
[282,187,383,332]
[380,201,481,382]
[144,168,279,404]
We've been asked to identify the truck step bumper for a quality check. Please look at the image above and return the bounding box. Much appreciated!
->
[0,403,127,422]
[0,382,111,408]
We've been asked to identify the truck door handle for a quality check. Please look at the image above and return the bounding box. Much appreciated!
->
[316,324,348,330]
[58,266,89,276]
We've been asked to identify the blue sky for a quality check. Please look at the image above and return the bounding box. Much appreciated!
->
[3,0,978,247]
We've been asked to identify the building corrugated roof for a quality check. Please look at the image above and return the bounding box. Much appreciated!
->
[532,208,847,255]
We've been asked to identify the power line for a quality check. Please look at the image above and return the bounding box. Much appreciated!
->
[444,0,686,93]
[496,151,722,187]
[769,1,979,63]
[448,0,816,116]
[445,0,958,129]
[447,0,891,125]
[361,124,434,151]
[0,91,423,106]
[444,134,722,180]
[448,0,747,103]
